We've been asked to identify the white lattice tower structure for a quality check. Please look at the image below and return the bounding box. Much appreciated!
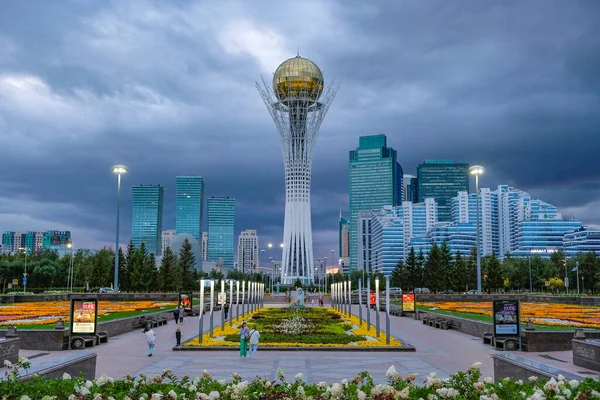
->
[256,55,339,285]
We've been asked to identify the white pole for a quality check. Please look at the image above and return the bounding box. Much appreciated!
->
[199,279,205,343]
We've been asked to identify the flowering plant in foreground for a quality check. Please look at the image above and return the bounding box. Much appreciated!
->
[2,363,600,399]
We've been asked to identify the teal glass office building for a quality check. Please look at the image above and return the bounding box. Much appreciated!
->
[132,185,164,256]
[349,134,403,271]
[207,197,235,269]
[175,176,204,241]
[417,159,469,222]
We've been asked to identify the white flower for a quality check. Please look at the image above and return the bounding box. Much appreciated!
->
[436,387,459,398]
[208,391,220,400]
[3,360,12,368]
[296,386,306,399]
[62,372,71,380]
[20,396,32,400]
[470,362,482,370]
[277,368,285,381]
[168,390,178,399]
[202,370,211,379]
[85,380,94,388]
[544,377,559,393]
[398,387,410,399]
[317,381,327,390]
[341,378,348,388]
[484,377,493,384]
[294,372,304,382]
[528,376,538,382]
[357,389,367,400]
[569,379,579,389]
[80,387,91,396]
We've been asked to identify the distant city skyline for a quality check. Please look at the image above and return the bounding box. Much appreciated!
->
[1,2,599,259]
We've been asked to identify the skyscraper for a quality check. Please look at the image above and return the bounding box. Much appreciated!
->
[162,229,176,255]
[175,176,204,241]
[417,160,469,222]
[257,55,339,284]
[403,174,418,203]
[349,134,403,271]
[237,230,259,274]
[202,232,208,261]
[207,197,235,269]
[132,185,164,255]
[338,212,349,258]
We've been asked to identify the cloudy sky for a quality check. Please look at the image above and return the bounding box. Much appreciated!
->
[1,0,599,260]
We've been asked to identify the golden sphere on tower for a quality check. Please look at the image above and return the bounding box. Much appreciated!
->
[273,55,324,101]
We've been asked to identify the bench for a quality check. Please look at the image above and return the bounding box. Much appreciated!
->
[483,332,494,345]
[494,337,519,351]
[132,316,147,329]
[422,316,430,325]
[95,331,108,345]
[435,319,449,330]
[71,336,95,350]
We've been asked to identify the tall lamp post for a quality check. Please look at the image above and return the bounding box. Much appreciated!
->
[66,242,74,292]
[18,247,29,293]
[112,164,127,293]
[469,165,485,294]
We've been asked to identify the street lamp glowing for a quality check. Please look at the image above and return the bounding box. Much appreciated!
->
[280,243,284,248]
[66,243,72,249]
[268,243,273,248]
[112,165,128,174]
[469,165,484,176]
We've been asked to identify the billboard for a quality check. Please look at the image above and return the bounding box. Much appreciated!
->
[402,293,415,313]
[493,299,520,336]
[70,299,98,335]
[178,292,193,312]
[290,287,305,308]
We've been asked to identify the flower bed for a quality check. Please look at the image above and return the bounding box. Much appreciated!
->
[1,360,598,399]
[0,301,177,327]
[184,307,405,349]
[423,301,600,329]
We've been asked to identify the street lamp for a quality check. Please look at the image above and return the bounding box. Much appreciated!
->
[18,247,28,293]
[66,242,74,292]
[112,164,127,293]
[469,165,485,294]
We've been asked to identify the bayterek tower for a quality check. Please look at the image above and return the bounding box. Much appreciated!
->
[257,55,339,285]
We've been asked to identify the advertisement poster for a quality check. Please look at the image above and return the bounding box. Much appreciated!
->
[290,287,305,308]
[493,299,520,336]
[217,292,226,305]
[402,293,416,313]
[178,292,193,312]
[71,299,98,334]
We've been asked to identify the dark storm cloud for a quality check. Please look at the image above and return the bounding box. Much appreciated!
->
[1,0,599,257]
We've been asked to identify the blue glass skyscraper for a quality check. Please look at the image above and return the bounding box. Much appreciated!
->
[417,160,469,222]
[207,197,235,269]
[349,134,403,271]
[176,176,205,241]
[132,185,164,255]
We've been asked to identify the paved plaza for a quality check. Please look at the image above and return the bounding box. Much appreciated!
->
[8,305,600,383]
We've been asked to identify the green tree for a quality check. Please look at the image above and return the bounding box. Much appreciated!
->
[117,247,128,291]
[293,278,303,288]
[439,241,453,290]
[123,241,136,292]
[578,252,597,294]
[130,243,147,292]
[483,252,503,293]
[391,260,408,289]
[452,251,469,292]
[467,246,478,291]
[423,243,442,293]
[89,248,113,288]
[159,247,178,292]
[405,247,419,290]
[178,238,196,291]
[416,250,425,288]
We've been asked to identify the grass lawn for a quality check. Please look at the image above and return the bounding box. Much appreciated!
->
[392,302,593,332]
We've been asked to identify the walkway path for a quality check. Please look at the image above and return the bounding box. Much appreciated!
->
[7,305,598,383]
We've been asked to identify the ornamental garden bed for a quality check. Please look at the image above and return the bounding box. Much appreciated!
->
[410,301,600,331]
[0,300,179,329]
[180,307,413,351]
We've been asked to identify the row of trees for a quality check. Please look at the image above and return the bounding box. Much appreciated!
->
[0,239,265,293]
[388,243,600,293]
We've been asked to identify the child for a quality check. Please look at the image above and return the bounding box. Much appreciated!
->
[175,326,182,347]
[248,327,260,357]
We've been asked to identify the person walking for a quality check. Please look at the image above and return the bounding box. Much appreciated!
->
[175,325,182,347]
[179,305,185,323]
[224,302,230,320]
[239,322,250,358]
[248,327,260,358]
[173,306,180,324]
[144,327,156,356]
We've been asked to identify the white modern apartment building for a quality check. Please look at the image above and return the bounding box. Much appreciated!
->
[202,232,208,261]
[237,230,259,274]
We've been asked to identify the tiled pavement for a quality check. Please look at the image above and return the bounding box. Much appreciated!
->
[6,304,599,383]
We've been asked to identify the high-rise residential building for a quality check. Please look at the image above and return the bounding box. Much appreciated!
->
[2,231,70,254]
[564,227,600,257]
[202,232,208,261]
[237,230,259,273]
[349,134,403,271]
[403,174,418,203]
[162,229,176,255]
[338,212,349,258]
[417,159,469,222]
[132,185,164,256]
[207,197,235,269]
[175,176,204,241]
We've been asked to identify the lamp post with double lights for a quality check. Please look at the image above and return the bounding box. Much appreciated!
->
[469,165,484,294]
[112,164,127,293]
